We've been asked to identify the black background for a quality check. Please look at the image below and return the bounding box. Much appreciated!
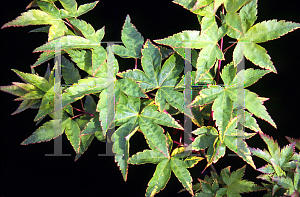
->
[1,0,299,197]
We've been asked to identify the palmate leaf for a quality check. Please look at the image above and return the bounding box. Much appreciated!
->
[227,6,300,72]
[249,133,298,181]
[128,137,201,196]
[113,92,183,181]
[210,165,263,197]
[96,77,147,135]
[114,15,144,59]
[192,62,275,138]
[154,17,225,83]
[118,40,194,119]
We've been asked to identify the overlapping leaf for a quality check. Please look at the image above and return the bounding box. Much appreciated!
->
[191,62,275,139]
[154,17,226,83]
[112,92,183,181]
[118,40,193,119]
[128,132,203,196]
[191,116,256,170]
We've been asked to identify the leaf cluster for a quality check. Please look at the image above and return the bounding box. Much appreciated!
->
[1,0,300,196]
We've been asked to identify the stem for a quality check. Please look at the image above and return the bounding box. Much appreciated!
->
[71,113,84,119]
[73,107,94,117]
[223,42,237,54]
[64,18,85,38]
[135,58,137,69]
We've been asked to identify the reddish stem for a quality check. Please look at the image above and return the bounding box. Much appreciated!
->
[135,58,137,69]
[73,107,94,117]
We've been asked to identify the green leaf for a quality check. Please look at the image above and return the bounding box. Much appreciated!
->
[286,136,300,151]
[76,1,99,17]
[225,12,244,39]
[33,35,99,52]
[119,40,193,118]
[239,0,257,32]
[239,20,300,43]
[129,149,167,165]
[1,10,54,29]
[75,134,95,161]
[81,113,102,136]
[224,0,251,13]
[68,18,101,43]
[61,56,81,84]
[279,142,296,166]
[146,159,171,197]
[220,62,237,85]
[64,118,81,153]
[14,89,45,100]
[220,165,263,196]
[272,176,295,195]
[171,157,194,195]
[32,51,66,68]
[224,117,256,169]
[62,77,107,108]
[112,122,139,181]
[228,88,276,128]
[191,126,218,150]
[113,93,182,180]
[117,78,148,98]
[0,84,29,97]
[11,99,40,115]
[259,133,280,162]
[11,69,51,92]
[21,118,69,145]
[154,30,202,48]
[59,0,77,14]
[230,68,271,88]
[114,15,144,59]
[248,147,272,164]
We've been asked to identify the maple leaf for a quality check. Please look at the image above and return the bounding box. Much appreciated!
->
[112,93,183,182]
[118,39,194,119]
[128,132,204,196]
[191,62,275,141]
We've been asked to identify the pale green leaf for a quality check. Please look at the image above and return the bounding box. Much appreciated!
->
[114,15,144,58]
[239,0,257,32]
[242,42,277,73]
[1,9,54,28]
[11,69,51,92]
[171,158,194,195]
[76,1,99,17]
[33,35,99,52]
[59,0,77,14]
[146,159,171,197]
[0,84,29,97]
[239,20,300,43]
[128,149,167,165]
[224,0,251,13]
